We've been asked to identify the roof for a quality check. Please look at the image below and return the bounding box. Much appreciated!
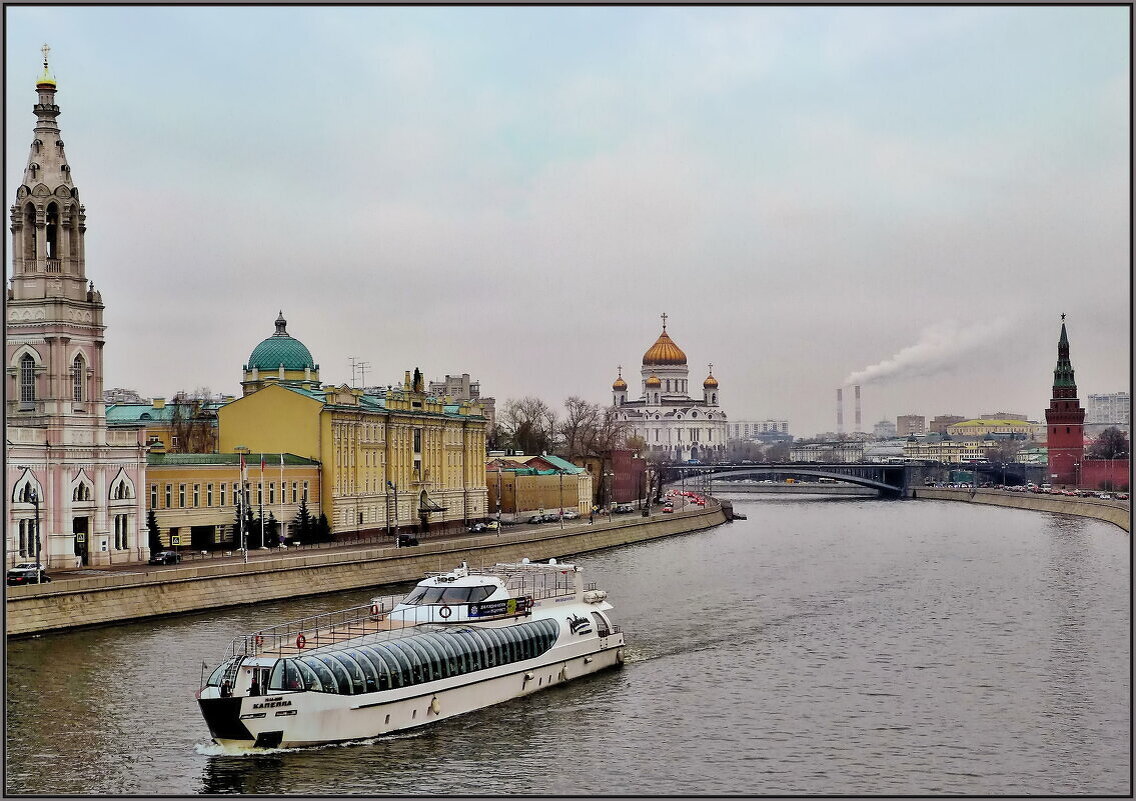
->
[949,419,1032,427]
[147,453,319,467]
[525,454,586,474]
[643,328,687,366]
[246,312,316,371]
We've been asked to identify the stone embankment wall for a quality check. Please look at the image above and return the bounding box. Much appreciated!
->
[6,505,727,637]
[915,487,1130,532]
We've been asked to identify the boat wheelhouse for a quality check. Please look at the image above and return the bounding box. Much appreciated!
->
[197,559,625,749]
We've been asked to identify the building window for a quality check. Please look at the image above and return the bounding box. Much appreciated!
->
[207,483,214,507]
[20,354,35,405]
[72,356,84,402]
[269,482,275,505]
[150,484,158,509]
[303,481,309,502]
[165,484,172,508]
[257,483,263,506]
[292,482,298,503]
[220,483,227,507]
[179,484,186,508]
[193,484,200,507]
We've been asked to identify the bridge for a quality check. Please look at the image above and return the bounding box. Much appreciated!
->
[664,463,920,498]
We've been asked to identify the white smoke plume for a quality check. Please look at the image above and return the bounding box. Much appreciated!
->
[844,318,1013,387]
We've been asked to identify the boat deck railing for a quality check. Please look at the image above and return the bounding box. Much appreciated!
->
[224,571,594,660]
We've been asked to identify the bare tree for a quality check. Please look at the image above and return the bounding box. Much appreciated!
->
[168,387,218,453]
[499,396,558,455]
[1087,427,1130,460]
[559,396,600,459]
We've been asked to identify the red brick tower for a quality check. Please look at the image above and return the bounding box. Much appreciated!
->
[1044,315,1085,486]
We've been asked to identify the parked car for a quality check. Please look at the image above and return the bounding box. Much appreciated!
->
[1116,493,1129,500]
[527,514,547,524]
[561,511,579,520]
[6,562,50,586]
[148,550,181,565]
[662,505,675,513]
[1097,492,1112,500]
[395,534,419,547]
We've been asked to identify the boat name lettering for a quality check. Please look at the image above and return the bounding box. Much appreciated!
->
[252,700,293,710]
[467,596,533,618]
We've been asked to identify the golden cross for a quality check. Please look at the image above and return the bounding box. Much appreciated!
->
[41,43,50,67]
[661,312,668,330]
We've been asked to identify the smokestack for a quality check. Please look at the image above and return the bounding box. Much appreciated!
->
[836,388,844,435]
[854,385,862,432]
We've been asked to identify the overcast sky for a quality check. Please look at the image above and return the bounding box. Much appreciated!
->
[6,6,1130,437]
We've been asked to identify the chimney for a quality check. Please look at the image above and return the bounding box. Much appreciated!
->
[854,385,862,433]
[836,388,844,435]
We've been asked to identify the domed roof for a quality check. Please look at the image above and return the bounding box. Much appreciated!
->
[643,328,687,366]
[703,373,718,388]
[612,376,628,390]
[247,311,316,371]
[645,374,662,388]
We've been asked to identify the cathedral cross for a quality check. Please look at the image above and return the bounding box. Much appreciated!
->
[1061,313,1066,322]
[41,43,50,67]
[661,312,668,330]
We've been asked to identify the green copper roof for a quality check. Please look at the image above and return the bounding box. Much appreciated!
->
[247,311,316,371]
[147,453,318,467]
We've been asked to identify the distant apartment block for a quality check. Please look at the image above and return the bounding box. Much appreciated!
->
[103,387,148,404]
[896,415,926,437]
[873,419,897,439]
[427,373,496,432]
[929,415,966,434]
[728,419,790,441]
[790,441,865,463]
[981,411,1026,421]
[1087,392,1130,425]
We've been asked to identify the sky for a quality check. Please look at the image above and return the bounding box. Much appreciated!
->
[5,6,1130,437]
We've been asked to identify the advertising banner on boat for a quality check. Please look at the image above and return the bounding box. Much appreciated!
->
[467,596,533,618]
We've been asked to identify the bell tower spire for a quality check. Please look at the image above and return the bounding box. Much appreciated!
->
[10,42,87,297]
[1044,313,1085,487]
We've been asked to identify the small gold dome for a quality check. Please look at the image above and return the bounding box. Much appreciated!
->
[642,329,687,366]
[612,376,628,390]
[704,374,718,388]
[645,374,662,388]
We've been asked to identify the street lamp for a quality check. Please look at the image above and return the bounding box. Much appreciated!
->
[388,481,399,546]
[558,469,565,529]
[235,446,250,563]
[29,486,43,583]
[603,471,613,521]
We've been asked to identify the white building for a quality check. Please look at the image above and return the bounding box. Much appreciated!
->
[611,317,728,463]
[1087,392,1130,425]
[6,53,147,568]
[728,419,790,441]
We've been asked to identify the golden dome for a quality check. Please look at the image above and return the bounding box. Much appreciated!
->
[703,374,718,388]
[642,329,687,366]
[645,374,662,388]
[612,378,628,390]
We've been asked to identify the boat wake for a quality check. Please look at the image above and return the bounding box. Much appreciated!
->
[195,729,428,757]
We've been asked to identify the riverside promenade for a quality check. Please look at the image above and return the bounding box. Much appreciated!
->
[915,486,1130,532]
[6,502,727,637]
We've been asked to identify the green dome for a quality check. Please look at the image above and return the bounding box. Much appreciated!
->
[247,312,316,371]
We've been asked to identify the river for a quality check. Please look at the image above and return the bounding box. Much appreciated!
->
[5,494,1130,795]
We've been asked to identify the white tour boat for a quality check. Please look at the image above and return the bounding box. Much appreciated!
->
[197,558,625,749]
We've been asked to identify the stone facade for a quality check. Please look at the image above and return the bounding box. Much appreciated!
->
[6,55,147,568]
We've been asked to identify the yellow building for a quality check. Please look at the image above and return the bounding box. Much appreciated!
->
[902,440,991,463]
[485,456,593,518]
[945,419,1035,438]
[146,453,321,550]
[219,354,488,535]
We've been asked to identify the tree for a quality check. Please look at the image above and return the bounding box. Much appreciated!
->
[498,396,558,454]
[146,509,161,553]
[1087,427,1130,460]
[293,496,313,541]
[557,398,630,459]
[168,388,218,453]
[984,439,1023,464]
[315,514,331,542]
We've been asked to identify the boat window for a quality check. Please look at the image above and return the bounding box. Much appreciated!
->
[438,586,472,604]
[406,637,443,681]
[300,656,339,693]
[456,630,483,671]
[401,586,427,605]
[375,643,411,688]
[467,628,495,668]
[333,651,369,694]
[382,642,417,687]
[205,656,240,687]
[430,633,461,676]
[358,645,394,691]
[293,658,324,692]
[481,627,506,667]
[422,636,452,679]
[346,649,381,693]
[591,611,612,637]
[467,585,495,603]
[317,655,356,694]
[420,587,447,604]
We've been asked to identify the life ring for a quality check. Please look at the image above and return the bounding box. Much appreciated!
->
[370,603,380,616]
[295,634,306,649]
[439,605,452,619]
[254,635,264,648]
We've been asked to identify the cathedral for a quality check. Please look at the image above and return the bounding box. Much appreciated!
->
[6,49,148,568]
[611,316,728,462]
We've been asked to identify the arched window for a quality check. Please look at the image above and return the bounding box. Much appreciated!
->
[23,204,36,261]
[72,355,84,402]
[20,354,36,405]
[45,203,58,259]
[73,483,92,502]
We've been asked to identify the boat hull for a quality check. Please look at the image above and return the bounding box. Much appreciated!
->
[201,639,624,749]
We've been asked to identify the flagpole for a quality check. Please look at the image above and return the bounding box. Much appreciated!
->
[279,453,285,547]
[239,452,248,563]
[259,454,265,550]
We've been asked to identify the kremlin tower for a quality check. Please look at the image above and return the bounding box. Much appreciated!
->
[1044,315,1086,487]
